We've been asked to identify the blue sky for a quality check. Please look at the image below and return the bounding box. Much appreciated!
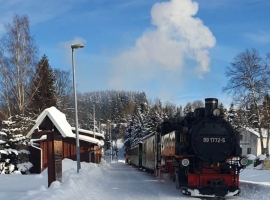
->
[1,0,270,108]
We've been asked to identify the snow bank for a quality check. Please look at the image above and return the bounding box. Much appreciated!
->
[258,154,267,161]
[246,154,256,160]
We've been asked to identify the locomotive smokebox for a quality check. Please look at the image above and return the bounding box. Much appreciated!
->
[205,98,218,116]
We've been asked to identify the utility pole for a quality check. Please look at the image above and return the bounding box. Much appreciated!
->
[108,120,112,163]
[93,101,98,138]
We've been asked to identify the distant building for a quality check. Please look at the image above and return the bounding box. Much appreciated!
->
[240,127,269,156]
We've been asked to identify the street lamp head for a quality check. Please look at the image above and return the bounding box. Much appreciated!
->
[71,44,84,49]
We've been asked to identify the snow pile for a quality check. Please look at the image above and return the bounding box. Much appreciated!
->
[246,154,256,160]
[21,159,100,200]
[258,154,267,161]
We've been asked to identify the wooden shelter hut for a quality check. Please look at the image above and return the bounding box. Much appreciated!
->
[26,107,104,173]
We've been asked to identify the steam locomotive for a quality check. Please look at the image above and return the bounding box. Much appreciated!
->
[127,98,247,198]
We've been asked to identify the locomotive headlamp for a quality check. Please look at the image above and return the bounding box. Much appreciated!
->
[181,158,190,167]
[240,158,248,166]
[212,108,221,116]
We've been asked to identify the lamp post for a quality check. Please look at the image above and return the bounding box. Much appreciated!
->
[93,101,99,138]
[71,43,84,173]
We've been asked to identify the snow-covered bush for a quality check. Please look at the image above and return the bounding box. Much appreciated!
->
[0,148,32,174]
[0,116,34,174]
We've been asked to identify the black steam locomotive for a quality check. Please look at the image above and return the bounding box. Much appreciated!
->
[127,98,247,198]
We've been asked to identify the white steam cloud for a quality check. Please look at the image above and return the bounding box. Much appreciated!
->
[111,0,216,89]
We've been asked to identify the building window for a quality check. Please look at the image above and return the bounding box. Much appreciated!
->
[240,135,243,140]
[263,148,267,154]
[247,148,251,154]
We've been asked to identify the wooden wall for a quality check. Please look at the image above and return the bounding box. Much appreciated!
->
[29,136,103,173]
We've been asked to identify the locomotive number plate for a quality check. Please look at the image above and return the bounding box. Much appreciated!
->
[203,137,225,143]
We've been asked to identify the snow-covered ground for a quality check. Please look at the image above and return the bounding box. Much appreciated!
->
[0,141,270,200]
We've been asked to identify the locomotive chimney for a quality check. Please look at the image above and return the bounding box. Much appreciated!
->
[205,98,218,116]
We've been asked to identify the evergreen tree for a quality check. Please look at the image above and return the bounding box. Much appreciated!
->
[218,103,227,118]
[29,55,57,114]
[227,103,237,125]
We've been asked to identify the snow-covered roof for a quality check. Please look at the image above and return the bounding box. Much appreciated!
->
[78,134,103,147]
[71,127,105,139]
[245,127,268,138]
[26,107,104,147]
[26,106,73,138]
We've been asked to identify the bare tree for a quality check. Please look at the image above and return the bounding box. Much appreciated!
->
[192,100,204,109]
[223,48,270,154]
[261,95,270,155]
[0,14,38,118]
[54,68,73,110]
[163,101,177,118]
[184,100,203,113]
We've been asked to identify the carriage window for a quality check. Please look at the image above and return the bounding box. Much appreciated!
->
[172,138,175,149]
